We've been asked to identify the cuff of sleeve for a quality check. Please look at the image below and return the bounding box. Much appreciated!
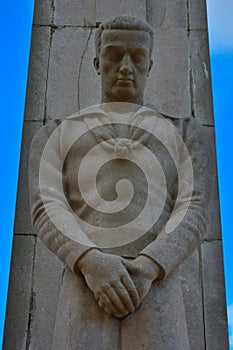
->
[138,252,166,280]
[59,241,97,273]
[72,247,103,276]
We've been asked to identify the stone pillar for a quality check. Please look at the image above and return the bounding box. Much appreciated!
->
[3,1,229,349]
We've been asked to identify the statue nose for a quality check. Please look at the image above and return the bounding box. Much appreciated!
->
[119,54,133,75]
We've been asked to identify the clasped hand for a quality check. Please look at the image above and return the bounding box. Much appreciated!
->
[78,250,161,319]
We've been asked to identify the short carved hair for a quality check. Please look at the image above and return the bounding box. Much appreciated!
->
[95,15,154,58]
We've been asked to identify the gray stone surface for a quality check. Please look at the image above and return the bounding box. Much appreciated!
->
[46,27,91,120]
[84,0,96,26]
[14,121,43,234]
[145,29,191,118]
[29,240,64,350]
[3,235,35,350]
[202,241,229,350]
[188,0,208,30]
[54,0,85,26]
[79,29,101,109]
[4,1,229,348]
[25,26,51,121]
[96,0,146,22]
[54,0,96,26]
[179,250,205,350]
[33,0,53,25]
[147,0,187,29]
[190,31,214,125]
[203,127,221,240]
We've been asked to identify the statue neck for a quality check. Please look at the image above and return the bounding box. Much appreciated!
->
[101,94,144,106]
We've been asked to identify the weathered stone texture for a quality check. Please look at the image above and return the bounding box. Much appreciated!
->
[147,0,187,29]
[203,127,221,240]
[14,122,43,234]
[29,240,64,350]
[79,30,101,109]
[46,27,91,120]
[179,250,205,350]
[3,235,35,350]
[145,29,191,118]
[4,0,229,349]
[96,0,146,22]
[190,31,214,125]
[25,26,51,121]
[54,0,96,26]
[188,0,208,30]
[54,0,85,26]
[83,0,96,26]
[202,241,229,350]
[33,0,53,25]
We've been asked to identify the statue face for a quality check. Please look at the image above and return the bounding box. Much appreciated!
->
[95,30,152,104]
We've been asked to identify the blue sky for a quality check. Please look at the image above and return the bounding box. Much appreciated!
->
[0,1,34,348]
[0,1,232,348]
[206,0,233,347]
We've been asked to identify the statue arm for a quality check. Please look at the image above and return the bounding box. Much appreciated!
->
[29,121,139,317]
[29,121,99,274]
[138,118,211,278]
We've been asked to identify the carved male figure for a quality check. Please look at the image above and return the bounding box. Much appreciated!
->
[29,15,210,349]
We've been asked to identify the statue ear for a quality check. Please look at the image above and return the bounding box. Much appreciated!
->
[94,57,101,75]
[148,59,153,76]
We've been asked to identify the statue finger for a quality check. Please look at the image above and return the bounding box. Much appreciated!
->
[112,280,137,313]
[98,295,126,317]
[106,286,130,315]
[121,273,140,309]
[123,260,140,275]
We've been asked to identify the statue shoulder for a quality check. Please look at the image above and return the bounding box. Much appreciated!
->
[30,119,62,156]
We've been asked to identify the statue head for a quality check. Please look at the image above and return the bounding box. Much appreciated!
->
[93,15,154,104]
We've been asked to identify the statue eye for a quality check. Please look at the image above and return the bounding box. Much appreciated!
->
[104,47,124,62]
[132,55,144,63]
[131,50,147,64]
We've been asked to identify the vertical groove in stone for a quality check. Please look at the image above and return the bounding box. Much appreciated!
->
[3,236,36,350]
[44,27,55,124]
[186,0,195,119]
[44,0,55,124]
[25,236,37,350]
[198,245,207,349]
[202,242,229,349]
[77,28,93,110]
[29,240,64,350]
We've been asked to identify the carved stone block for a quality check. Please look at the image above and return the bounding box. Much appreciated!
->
[145,29,191,118]
[29,240,63,350]
[14,121,43,234]
[33,0,53,25]
[24,27,51,121]
[179,250,205,350]
[190,31,214,125]
[188,0,208,30]
[202,241,229,350]
[46,27,91,120]
[3,236,35,350]
[147,0,187,29]
[96,0,146,23]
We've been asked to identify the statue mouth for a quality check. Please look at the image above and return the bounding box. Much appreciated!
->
[116,78,134,85]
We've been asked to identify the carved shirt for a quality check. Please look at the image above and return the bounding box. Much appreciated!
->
[29,104,211,278]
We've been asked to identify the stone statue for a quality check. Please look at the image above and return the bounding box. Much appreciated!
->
[29,15,210,349]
